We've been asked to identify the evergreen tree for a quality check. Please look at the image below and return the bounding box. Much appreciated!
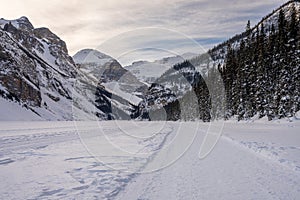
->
[223,43,236,118]
[158,5,300,122]
[256,23,267,118]
[289,3,300,116]
[266,24,277,120]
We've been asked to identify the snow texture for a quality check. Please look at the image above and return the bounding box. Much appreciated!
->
[0,120,299,199]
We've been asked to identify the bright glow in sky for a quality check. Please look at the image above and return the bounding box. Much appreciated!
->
[0,0,286,64]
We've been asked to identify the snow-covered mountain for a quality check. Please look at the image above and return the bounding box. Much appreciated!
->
[2,1,298,122]
[136,0,300,121]
[132,83,179,120]
[0,17,135,120]
[74,49,125,82]
[124,53,197,84]
[209,0,300,63]
[0,17,78,120]
[0,17,193,121]
[73,49,146,105]
[73,49,111,65]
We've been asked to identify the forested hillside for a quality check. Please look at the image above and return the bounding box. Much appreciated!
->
[159,0,300,121]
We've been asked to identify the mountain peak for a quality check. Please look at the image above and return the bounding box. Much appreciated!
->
[73,49,112,64]
[18,16,29,20]
[0,16,34,31]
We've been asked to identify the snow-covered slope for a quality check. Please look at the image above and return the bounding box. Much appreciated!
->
[209,0,300,64]
[137,0,300,122]
[0,98,42,121]
[102,82,142,105]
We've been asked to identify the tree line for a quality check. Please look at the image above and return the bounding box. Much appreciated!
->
[161,3,300,121]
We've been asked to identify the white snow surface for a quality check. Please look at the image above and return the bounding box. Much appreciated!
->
[103,82,142,105]
[0,120,299,199]
[0,98,42,121]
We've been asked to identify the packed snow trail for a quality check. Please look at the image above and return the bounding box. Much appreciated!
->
[118,121,300,200]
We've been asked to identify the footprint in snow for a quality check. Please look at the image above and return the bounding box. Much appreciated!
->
[0,158,14,165]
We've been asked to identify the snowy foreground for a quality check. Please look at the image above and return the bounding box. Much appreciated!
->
[0,120,299,199]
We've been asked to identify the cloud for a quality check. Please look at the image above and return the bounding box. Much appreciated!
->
[93,28,207,66]
[0,0,286,64]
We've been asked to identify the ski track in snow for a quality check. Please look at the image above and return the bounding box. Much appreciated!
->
[0,121,299,199]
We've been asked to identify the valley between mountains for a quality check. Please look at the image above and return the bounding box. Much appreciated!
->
[0,1,300,200]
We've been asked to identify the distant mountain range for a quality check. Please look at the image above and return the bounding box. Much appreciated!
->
[124,52,197,84]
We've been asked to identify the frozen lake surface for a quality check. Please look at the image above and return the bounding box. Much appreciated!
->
[0,120,299,199]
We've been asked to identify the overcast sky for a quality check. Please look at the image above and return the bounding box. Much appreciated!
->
[0,0,286,65]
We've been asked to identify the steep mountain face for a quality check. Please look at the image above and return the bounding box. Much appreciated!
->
[0,17,135,120]
[124,53,196,84]
[74,49,125,82]
[73,49,146,105]
[0,17,77,120]
[139,0,300,121]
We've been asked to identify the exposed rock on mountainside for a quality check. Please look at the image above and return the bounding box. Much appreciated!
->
[132,83,179,120]
[73,49,146,104]
[0,17,135,120]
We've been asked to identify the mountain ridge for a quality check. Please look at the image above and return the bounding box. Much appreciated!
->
[1,1,299,121]
[136,0,300,121]
[0,17,136,120]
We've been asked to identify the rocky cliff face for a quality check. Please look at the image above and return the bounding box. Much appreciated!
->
[0,17,135,120]
[0,17,80,119]
[0,20,42,108]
